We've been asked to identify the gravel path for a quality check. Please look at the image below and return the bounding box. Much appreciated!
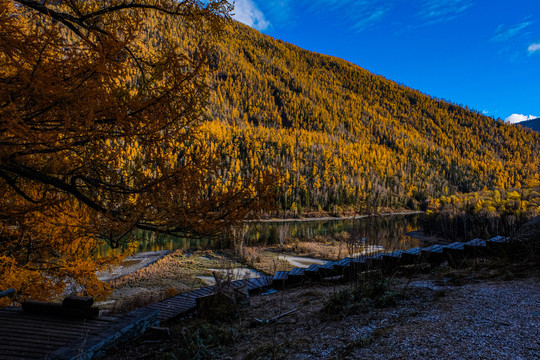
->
[350,279,540,359]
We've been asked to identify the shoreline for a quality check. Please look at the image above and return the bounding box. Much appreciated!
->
[247,210,424,224]
[406,229,452,245]
[98,250,172,282]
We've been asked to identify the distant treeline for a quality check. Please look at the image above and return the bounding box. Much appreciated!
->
[423,188,540,241]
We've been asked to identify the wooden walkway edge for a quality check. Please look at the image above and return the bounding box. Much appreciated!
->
[46,308,159,360]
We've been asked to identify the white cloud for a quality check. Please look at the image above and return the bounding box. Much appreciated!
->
[301,0,390,32]
[232,0,270,31]
[351,7,389,31]
[419,0,472,24]
[504,114,538,124]
[492,21,533,42]
[528,43,540,54]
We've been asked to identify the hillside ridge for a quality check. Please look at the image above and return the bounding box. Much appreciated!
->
[192,21,540,212]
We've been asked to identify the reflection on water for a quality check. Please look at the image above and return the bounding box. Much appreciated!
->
[97,213,423,256]
[245,214,423,252]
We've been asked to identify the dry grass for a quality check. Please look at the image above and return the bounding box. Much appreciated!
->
[238,246,292,274]
[105,233,396,312]
[107,250,245,312]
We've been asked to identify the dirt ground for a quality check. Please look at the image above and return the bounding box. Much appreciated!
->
[103,257,540,360]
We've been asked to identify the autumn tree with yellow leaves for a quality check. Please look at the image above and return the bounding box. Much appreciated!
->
[0,0,277,301]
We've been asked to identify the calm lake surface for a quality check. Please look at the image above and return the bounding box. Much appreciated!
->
[128,213,423,254]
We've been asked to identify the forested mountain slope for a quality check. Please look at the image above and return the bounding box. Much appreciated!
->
[192,21,540,212]
[518,118,540,133]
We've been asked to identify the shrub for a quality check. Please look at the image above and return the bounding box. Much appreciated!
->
[321,281,401,319]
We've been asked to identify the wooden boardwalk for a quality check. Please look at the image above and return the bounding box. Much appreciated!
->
[146,276,273,323]
[0,307,115,359]
[0,236,513,359]
[0,276,273,359]
[0,306,158,360]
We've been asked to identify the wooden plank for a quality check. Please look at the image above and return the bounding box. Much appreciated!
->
[401,247,422,264]
[304,264,323,280]
[3,355,43,360]
[422,244,444,253]
[0,317,108,334]
[48,307,159,360]
[262,276,273,286]
[248,277,263,288]
[255,276,271,288]
[288,267,305,276]
[242,278,258,290]
[421,244,446,264]
[188,288,209,297]
[153,300,195,311]
[319,261,338,277]
[385,250,404,258]
[285,267,305,285]
[350,256,367,263]
[0,325,87,339]
[0,332,76,345]
[0,309,112,326]
[0,329,77,343]
[0,340,64,351]
[250,277,265,287]
[443,242,464,250]
[488,235,508,243]
[442,242,466,262]
[197,288,216,297]
[231,280,247,289]
[146,302,178,311]
[259,276,271,286]
[465,238,486,246]
[336,257,352,266]
[272,271,289,287]
[304,264,321,272]
[463,238,487,257]
[320,261,336,269]
[272,271,289,281]
[197,287,215,296]
[0,319,107,334]
[381,251,403,267]
[403,247,422,255]
[0,348,46,359]
[147,305,192,318]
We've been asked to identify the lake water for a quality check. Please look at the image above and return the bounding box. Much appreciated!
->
[122,213,423,255]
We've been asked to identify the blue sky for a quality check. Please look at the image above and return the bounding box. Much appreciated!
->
[232,0,540,123]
